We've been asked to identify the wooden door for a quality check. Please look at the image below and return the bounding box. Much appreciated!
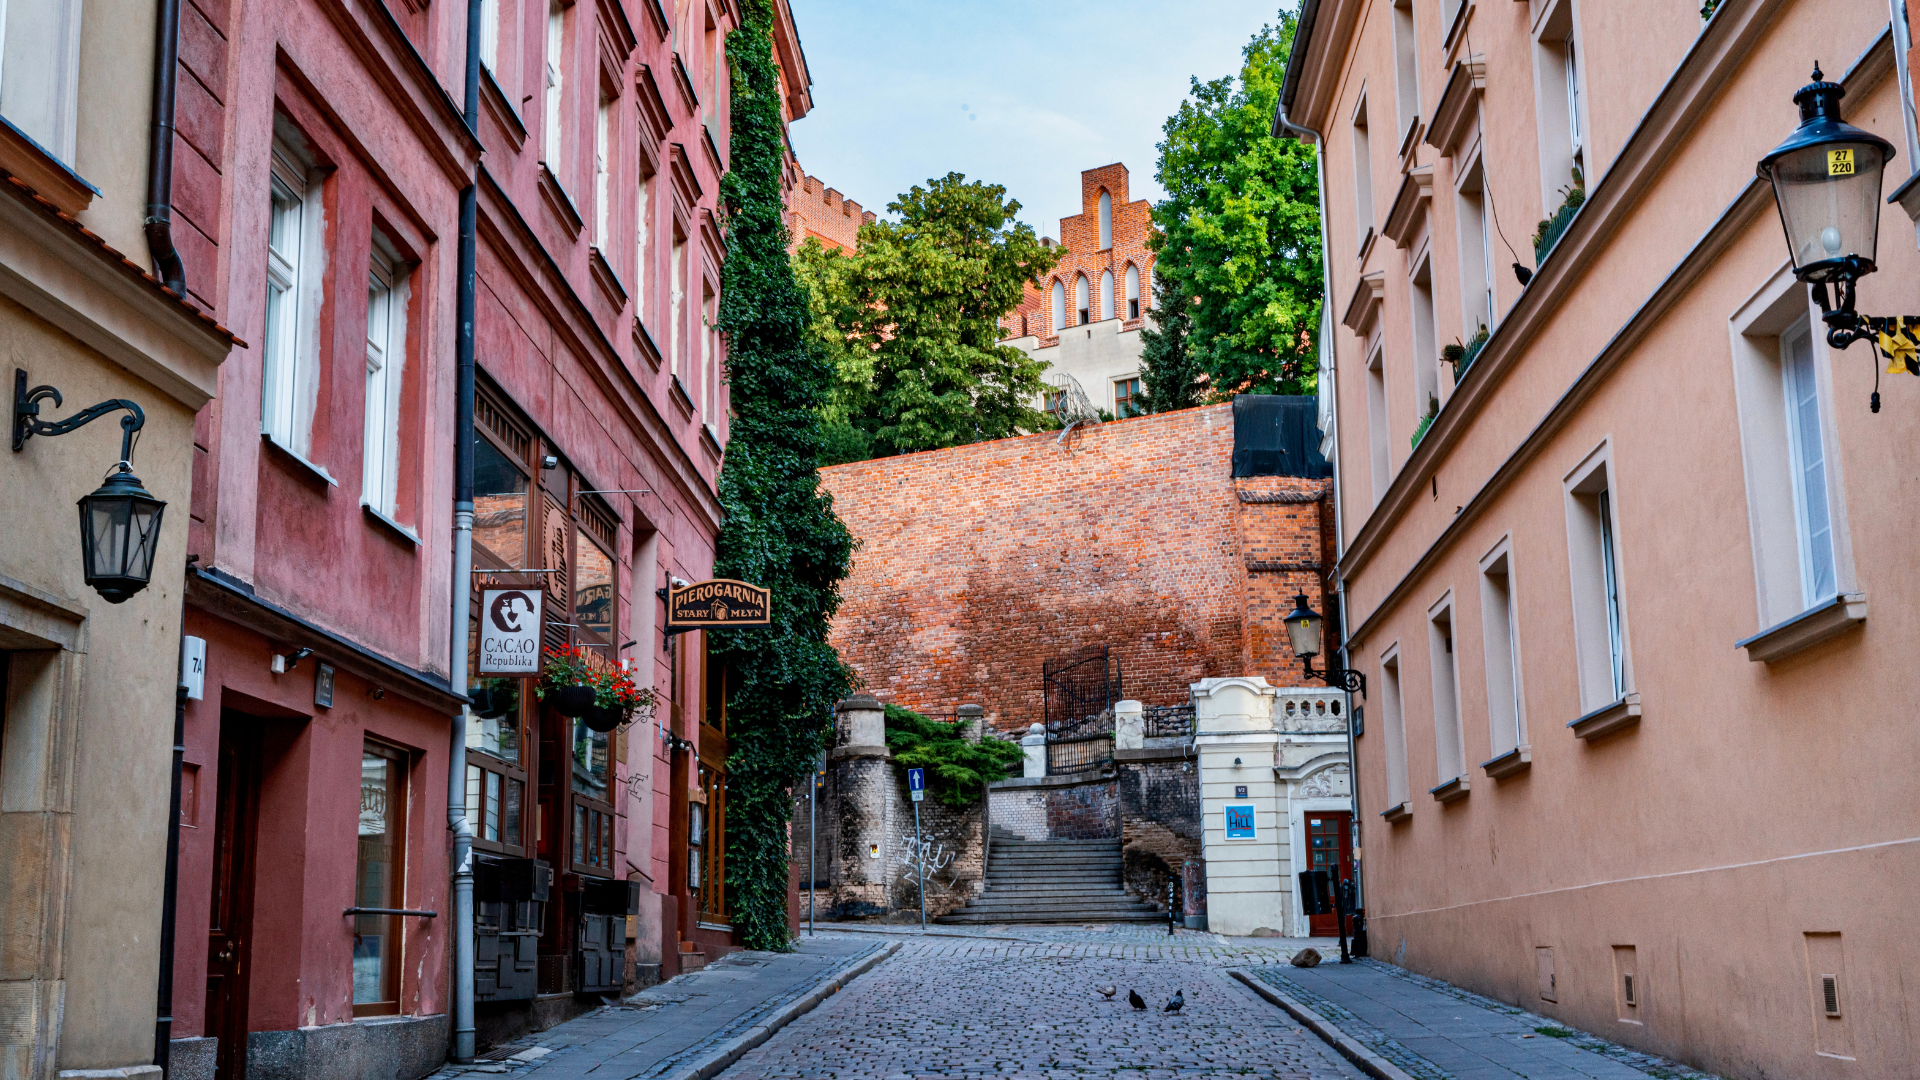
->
[206,718,259,1080]
[1306,811,1353,937]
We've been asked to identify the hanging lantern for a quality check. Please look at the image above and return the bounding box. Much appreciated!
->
[77,463,166,603]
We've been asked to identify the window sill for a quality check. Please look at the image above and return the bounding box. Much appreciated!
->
[1428,775,1470,803]
[479,65,526,152]
[589,246,628,310]
[538,164,583,240]
[262,433,337,487]
[0,113,98,216]
[1480,744,1531,779]
[362,503,422,547]
[668,374,694,419]
[634,318,662,371]
[700,421,723,460]
[1569,693,1641,742]
[1379,801,1411,823]
[1736,592,1866,664]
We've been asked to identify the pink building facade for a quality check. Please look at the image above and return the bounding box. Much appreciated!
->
[1285,0,1920,1076]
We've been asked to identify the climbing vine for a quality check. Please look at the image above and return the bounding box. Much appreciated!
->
[711,0,857,951]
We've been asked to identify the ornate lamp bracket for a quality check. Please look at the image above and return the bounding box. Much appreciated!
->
[13,368,146,460]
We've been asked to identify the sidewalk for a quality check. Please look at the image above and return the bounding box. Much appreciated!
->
[430,935,889,1080]
[1240,959,1718,1080]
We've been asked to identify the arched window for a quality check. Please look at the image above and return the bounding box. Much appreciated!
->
[1075,274,1090,325]
[1100,270,1114,321]
[1051,279,1066,331]
[1125,263,1140,320]
[1098,190,1113,250]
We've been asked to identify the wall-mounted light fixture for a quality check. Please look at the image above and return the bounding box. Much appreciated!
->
[13,369,164,603]
[271,647,314,674]
[1283,594,1368,697]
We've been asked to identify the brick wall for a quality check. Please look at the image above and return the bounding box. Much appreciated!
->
[820,403,1332,737]
[1002,162,1156,344]
[787,173,875,254]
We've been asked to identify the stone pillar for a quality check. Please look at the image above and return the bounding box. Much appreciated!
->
[1191,676,1284,936]
[957,703,984,743]
[829,694,892,917]
[1114,699,1144,750]
[1021,723,1047,778]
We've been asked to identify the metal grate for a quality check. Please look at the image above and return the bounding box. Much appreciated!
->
[537,953,571,996]
[1822,975,1840,1017]
[1143,704,1195,738]
[1623,974,1635,1006]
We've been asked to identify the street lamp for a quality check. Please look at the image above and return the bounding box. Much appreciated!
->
[13,368,166,603]
[1758,65,1916,410]
[1282,593,1366,697]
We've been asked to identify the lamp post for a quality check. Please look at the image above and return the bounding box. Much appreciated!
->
[1282,593,1366,698]
[12,369,165,603]
[1758,66,1918,411]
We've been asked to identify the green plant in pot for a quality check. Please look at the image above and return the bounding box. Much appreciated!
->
[537,645,597,718]
[579,664,656,733]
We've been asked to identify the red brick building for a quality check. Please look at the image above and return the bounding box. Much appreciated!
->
[819,399,1335,732]
[786,174,874,253]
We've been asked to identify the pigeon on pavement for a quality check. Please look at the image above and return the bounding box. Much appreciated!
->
[1128,989,1147,1010]
[1164,990,1185,1014]
[1096,985,1117,999]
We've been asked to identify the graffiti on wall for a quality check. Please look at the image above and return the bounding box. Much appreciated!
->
[895,832,960,896]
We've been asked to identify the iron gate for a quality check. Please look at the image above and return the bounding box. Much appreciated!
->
[1042,648,1122,775]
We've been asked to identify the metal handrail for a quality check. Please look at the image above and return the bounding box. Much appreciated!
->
[344,907,439,918]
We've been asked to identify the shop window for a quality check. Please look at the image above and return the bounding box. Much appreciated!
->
[354,742,408,1016]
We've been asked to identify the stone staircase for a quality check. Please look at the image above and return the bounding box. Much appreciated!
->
[936,828,1165,925]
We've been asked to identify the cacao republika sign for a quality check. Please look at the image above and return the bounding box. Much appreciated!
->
[667,578,770,629]
[478,589,543,674]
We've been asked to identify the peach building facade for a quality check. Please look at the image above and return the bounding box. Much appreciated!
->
[1283,0,1920,1077]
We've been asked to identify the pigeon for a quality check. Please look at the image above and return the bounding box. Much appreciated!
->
[1128,989,1147,1010]
[1096,985,1117,1000]
[1164,990,1184,1014]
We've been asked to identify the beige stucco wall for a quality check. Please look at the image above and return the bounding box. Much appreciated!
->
[73,0,160,261]
[1009,317,1145,416]
[1297,0,1919,1076]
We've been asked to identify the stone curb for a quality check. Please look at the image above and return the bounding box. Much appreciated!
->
[1228,968,1416,1080]
[656,941,902,1080]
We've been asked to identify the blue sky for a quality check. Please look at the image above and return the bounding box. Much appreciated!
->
[785,1,1284,238]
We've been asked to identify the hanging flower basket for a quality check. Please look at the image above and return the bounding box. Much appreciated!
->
[537,645,656,728]
[537,646,597,717]
[580,703,624,733]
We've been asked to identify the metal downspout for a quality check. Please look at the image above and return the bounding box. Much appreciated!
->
[144,0,186,295]
[447,0,483,1064]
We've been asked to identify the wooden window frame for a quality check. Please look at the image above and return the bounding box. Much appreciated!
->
[352,739,411,1017]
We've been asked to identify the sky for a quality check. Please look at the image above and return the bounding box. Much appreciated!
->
[784,0,1286,239]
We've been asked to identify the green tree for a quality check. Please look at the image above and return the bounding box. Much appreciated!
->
[711,0,856,951]
[791,238,875,465]
[797,174,1061,459]
[1145,10,1323,400]
[1134,273,1205,412]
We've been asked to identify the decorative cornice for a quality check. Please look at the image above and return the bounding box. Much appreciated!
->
[1341,271,1385,333]
[1425,56,1485,156]
[1383,167,1434,249]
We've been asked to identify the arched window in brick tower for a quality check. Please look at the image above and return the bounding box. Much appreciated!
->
[1075,274,1089,325]
[1100,270,1114,321]
[1051,279,1066,331]
[1126,263,1140,320]
[1098,190,1112,250]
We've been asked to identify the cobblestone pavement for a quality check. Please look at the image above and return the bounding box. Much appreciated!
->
[1248,960,1720,1080]
[713,932,1366,1079]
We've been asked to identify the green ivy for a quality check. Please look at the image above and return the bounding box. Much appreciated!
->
[711,0,856,952]
[883,704,1024,809]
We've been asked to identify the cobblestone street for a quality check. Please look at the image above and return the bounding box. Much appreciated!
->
[713,933,1364,1079]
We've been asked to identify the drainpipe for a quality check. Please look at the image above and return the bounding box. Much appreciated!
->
[144,0,186,295]
[446,0,482,1065]
[153,611,189,1072]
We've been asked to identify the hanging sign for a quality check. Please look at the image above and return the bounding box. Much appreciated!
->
[666,579,770,630]
[479,589,544,674]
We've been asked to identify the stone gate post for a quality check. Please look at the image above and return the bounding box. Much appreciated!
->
[830,694,892,917]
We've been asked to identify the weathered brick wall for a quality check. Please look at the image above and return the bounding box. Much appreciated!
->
[1118,759,1202,904]
[786,174,874,254]
[820,404,1331,736]
[793,753,986,920]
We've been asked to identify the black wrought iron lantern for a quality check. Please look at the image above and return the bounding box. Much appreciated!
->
[1758,65,1895,284]
[13,368,166,603]
[78,463,166,603]
[1282,593,1365,697]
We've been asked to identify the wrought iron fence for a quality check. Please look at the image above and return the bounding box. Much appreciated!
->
[1042,649,1122,775]
[1143,703,1196,739]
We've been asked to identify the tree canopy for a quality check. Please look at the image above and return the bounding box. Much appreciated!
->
[794,174,1061,462]
[1141,10,1323,408]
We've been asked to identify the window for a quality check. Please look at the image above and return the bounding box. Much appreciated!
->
[0,0,83,163]
[1075,274,1090,325]
[1380,651,1409,809]
[701,287,716,424]
[1114,377,1141,417]
[1782,322,1836,605]
[1427,600,1465,787]
[1564,448,1632,710]
[574,527,614,644]
[1365,344,1390,503]
[1042,388,1066,419]
[263,138,323,459]
[670,237,685,376]
[635,167,653,320]
[1391,0,1420,140]
[1100,270,1114,321]
[1532,1,1588,211]
[594,96,612,247]
[570,720,613,873]
[1351,97,1375,248]
[472,406,531,568]
[479,0,500,70]
[1455,158,1495,337]
[1126,264,1140,320]
[1097,190,1113,250]
[544,3,565,172]
[363,242,409,517]
[354,742,408,1016]
[1051,279,1066,331]
[1479,547,1525,758]
[1410,257,1439,412]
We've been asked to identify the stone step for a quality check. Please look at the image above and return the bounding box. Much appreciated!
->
[983,874,1123,887]
[959,898,1156,914]
[981,883,1128,895]
[985,861,1122,873]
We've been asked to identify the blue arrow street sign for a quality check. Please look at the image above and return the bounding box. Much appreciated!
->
[908,767,925,802]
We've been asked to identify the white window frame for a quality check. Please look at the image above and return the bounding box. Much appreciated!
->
[1051,278,1066,331]
[635,164,652,322]
[1391,0,1421,142]
[478,0,500,71]
[1410,254,1439,414]
[1099,269,1114,322]
[700,286,715,423]
[1454,152,1496,338]
[0,0,84,163]
[363,241,409,518]
[1531,0,1591,206]
[1365,339,1391,504]
[1427,594,1465,788]
[263,136,327,461]
[544,2,565,173]
[1727,265,1859,630]
[1125,263,1140,320]
[1478,539,1527,760]
[594,96,612,248]
[1097,190,1113,250]
[1563,442,1634,711]
[1379,646,1409,810]
[1351,93,1376,250]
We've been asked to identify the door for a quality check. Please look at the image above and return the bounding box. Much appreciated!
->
[1306,811,1353,937]
[206,718,259,1080]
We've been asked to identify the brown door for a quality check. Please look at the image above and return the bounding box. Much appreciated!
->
[206,718,259,1080]
[1306,811,1353,937]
